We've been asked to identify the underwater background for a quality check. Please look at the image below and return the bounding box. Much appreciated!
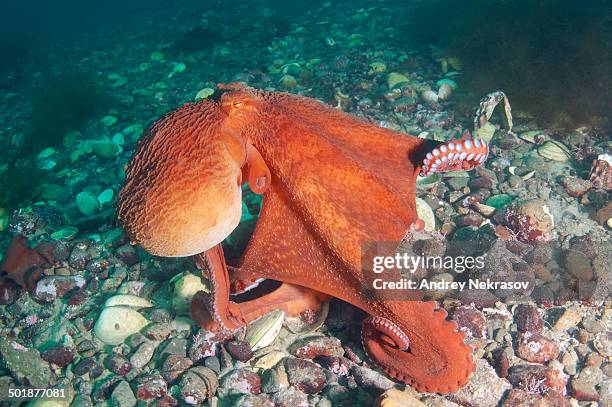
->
[0,0,611,406]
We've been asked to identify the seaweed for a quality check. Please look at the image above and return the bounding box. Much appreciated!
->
[398,0,612,130]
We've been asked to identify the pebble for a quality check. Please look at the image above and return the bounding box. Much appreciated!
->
[314,355,351,376]
[450,359,510,407]
[107,353,132,376]
[560,350,578,375]
[374,388,426,407]
[504,199,555,242]
[450,306,487,345]
[290,336,344,359]
[161,355,193,382]
[561,176,592,197]
[73,357,97,376]
[271,388,309,407]
[130,340,159,369]
[350,364,395,392]
[232,394,274,407]
[261,364,289,394]
[115,244,140,266]
[179,366,218,404]
[134,374,167,400]
[33,275,86,303]
[570,377,599,401]
[564,251,594,281]
[593,331,612,357]
[143,322,172,341]
[110,380,137,407]
[552,308,583,331]
[226,339,254,362]
[514,304,543,333]
[92,140,121,159]
[75,191,100,216]
[516,332,559,363]
[41,346,74,367]
[220,368,261,395]
[0,341,51,387]
[507,364,566,394]
[284,358,326,394]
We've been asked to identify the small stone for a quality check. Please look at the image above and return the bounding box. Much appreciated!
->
[261,365,289,394]
[285,358,326,394]
[41,346,74,367]
[220,368,261,395]
[272,388,309,407]
[161,355,193,382]
[130,340,159,369]
[374,388,426,407]
[134,374,167,400]
[290,336,344,359]
[110,380,137,407]
[564,251,594,281]
[180,366,218,404]
[107,353,132,376]
[115,244,139,266]
[552,308,583,331]
[350,364,395,392]
[561,176,592,198]
[516,332,559,363]
[143,323,171,341]
[279,75,298,88]
[469,176,494,190]
[0,341,51,388]
[73,357,97,376]
[92,140,121,159]
[570,377,599,401]
[450,359,511,407]
[387,72,410,89]
[450,306,486,345]
[100,115,118,126]
[226,340,254,362]
[313,355,351,376]
[514,304,543,333]
[507,364,567,394]
[33,275,86,303]
[560,350,578,375]
[204,356,221,374]
[76,192,100,216]
[504,199,555,242]
[501,389,544,407]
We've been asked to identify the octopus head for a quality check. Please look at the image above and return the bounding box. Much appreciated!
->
[117,99,244,258]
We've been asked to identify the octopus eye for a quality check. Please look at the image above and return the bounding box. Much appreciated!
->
[233,101,244,108]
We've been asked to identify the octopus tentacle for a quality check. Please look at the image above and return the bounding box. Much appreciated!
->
[361,301,475,394]
[420,138,489,177]
[362,316,410,351]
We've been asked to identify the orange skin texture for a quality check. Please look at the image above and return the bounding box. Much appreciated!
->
[118,84,474,393]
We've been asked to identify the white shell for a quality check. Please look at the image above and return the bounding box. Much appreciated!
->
[173,273,210,315]
[104,294,153,309]
[416,197,436,232]
[244,310,285,351]
[421,89,439,104]
[538,140,570,162]
[437,83,453,100]
[94,306,149,345]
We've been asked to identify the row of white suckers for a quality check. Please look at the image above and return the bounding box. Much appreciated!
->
[421,138,489,176]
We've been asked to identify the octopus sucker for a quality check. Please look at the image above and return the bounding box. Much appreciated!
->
[117,84,488,394]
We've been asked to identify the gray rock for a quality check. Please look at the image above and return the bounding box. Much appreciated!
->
[449,359,511,407]
[110,380,136,407]
[0,340,51,387]
[130,340,159,369]
[350,364,394,392]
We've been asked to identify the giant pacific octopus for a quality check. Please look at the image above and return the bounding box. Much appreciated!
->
[117,83,489,393]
